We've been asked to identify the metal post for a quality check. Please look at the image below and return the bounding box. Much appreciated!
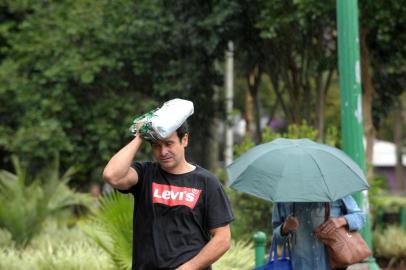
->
[400,207,406,231]
[225,41,234,168]
[253,231,266,267]
[337,0,380,269]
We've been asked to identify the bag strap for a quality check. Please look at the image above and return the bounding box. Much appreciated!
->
[281,238,291,259]
[269,238,278,261]
[324,202,331,222]
[269,237,292,261]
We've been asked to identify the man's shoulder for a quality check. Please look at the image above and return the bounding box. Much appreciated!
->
[192,165,221,183]
[192,165,213,176]
[132,161,160,173]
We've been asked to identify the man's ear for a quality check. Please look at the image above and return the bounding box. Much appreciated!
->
[182,133,189,147]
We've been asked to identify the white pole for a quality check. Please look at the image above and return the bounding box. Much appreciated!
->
[225,41,234,167]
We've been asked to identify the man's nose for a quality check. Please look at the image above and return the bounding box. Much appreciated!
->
[160,146,169,155]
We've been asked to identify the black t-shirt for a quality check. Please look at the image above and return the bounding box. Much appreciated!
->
[122,161,234,270]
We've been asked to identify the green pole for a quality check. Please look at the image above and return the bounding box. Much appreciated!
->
[400,207,406,231]
[253,231,266,267]
[337,0,380,269]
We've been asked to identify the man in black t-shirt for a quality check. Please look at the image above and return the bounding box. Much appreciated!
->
[103,122,234,270]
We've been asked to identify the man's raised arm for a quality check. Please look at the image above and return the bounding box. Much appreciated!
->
[103,135,143,190]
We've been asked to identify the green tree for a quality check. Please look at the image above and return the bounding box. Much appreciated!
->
[0,0,233,180]
[358,0,406,180]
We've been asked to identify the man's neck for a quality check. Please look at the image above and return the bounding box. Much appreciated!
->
[163,161,196,175]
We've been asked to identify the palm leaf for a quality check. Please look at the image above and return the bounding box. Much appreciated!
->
[81,191,133,270]
[0,156,92,247]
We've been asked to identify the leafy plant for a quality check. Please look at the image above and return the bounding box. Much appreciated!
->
[0,156,92,247]
[373,225,406,267]
[0,220,113,270]
[213,241,255,270]
[81,191,133,270]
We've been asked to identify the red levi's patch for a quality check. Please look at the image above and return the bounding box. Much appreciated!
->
[152,182,202,209]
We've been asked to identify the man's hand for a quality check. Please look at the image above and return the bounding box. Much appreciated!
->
[174,225,231,270]
[135,121,145,140]
[318,217,348,234]
[175,262,197,270]
[281,214,299,235]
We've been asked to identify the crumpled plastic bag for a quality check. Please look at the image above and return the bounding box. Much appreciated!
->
[129,98,194,140]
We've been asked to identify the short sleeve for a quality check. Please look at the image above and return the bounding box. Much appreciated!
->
[117,161,149,195]
[205,179,234,229]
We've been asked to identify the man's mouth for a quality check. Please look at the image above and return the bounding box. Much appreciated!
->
[160,156,172,162]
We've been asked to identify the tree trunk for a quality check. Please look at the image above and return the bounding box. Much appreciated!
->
[244,89,254,138]
[252,92,262,143]
[316,69,334,142]
[247,65,262,143]
[394,102,404,191]
[360,28,375,182]
[269,73,291,123]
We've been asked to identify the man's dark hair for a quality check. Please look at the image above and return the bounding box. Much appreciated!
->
[176,121,189,141]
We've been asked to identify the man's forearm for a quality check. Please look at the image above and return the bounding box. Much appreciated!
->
[176,233,231,270]
[103,136,143,184]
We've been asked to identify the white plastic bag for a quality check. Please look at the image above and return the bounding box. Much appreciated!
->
[130,98,194,140]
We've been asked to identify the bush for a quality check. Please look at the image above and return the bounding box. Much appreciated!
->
[373,226,406,267]
[213,241,255,270]
[0,220,113,270]
[0,156,92,247]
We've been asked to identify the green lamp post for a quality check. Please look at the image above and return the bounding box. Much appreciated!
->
[337,0,380,269]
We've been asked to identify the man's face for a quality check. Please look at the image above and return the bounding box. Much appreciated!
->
[150,132,188,171]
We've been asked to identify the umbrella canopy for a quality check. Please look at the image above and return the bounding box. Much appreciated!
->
[227,138,369,202]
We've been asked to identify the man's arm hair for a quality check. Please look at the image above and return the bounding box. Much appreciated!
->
[103,136,143,190]
[175,224,231,270]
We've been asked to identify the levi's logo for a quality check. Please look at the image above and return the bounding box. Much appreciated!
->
[152,182,202,209]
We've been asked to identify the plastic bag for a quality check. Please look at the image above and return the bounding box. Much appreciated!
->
[253,238,293,270]
[129,98,194,140]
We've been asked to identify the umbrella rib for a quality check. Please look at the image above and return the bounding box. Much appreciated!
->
[307,146,367,182]
[300,148,333,200]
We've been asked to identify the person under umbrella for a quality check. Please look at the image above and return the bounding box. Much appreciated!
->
[272,196,366,270]
[226,138,371,270]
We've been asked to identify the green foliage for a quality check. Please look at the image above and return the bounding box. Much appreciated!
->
[81,191,133,270]
[233,136,256,157]
[0,220,113,270]
[373,195,406,214]
[367,174,389,209]
[0,220,256,270]
[228,189,274,241]
[0,156,92,247]
[0,0,235,178]
[373,226,406,267]
[213,241,254,270]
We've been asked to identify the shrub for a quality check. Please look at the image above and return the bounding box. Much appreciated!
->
[213,241,255,270]
[0,220,113,270]
[0,156,92,247]
[373,225,406,267]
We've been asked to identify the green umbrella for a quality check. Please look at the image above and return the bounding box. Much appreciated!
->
[226,138,369,202]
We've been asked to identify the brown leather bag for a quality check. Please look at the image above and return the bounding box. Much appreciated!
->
[313,203,372,268]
